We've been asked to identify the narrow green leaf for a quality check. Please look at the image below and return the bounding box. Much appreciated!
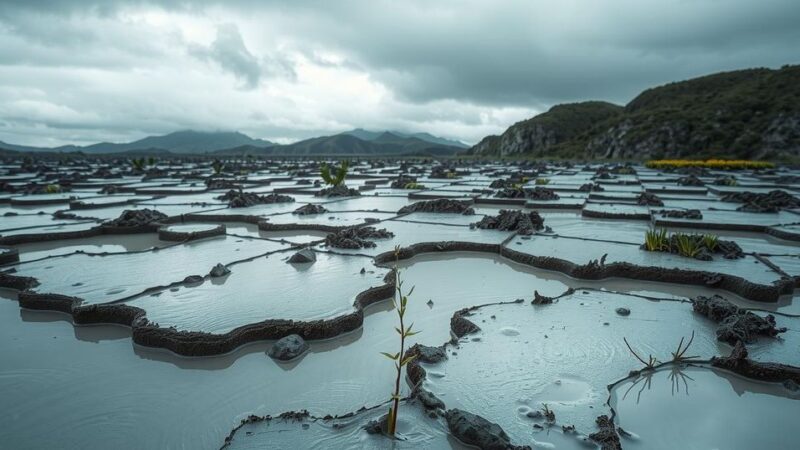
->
[401,355,416,366]
[380,352,399,360]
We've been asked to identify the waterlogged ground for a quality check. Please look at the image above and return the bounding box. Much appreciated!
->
[1,160,799,449]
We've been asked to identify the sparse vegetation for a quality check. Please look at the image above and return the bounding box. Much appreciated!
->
[403,182,425,189]
[701,234,719,252]
[44,184,61,194]
[211,159,225,175]
[320,160,350,187]
[674,233,701,258]
[381,246,420,436]
[534,178,550,185]
[644,228,668,252]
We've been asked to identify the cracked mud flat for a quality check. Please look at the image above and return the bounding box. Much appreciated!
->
[1,161,800,449]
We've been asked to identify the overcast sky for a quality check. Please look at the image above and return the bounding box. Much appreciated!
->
[0,0,798,147]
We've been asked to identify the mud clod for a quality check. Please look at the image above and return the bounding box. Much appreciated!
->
[217,190,295,208]
[693,295,786,345]
[293,203,327,215]
[636,192,664,206]
[589,415,622,450]
[720,190,800,212]
[315,185,361,197]
[287,248,317,264]
[103,209,167,227]
[471,210,545,235]
[398,198,475,215]
[325,226,394,249]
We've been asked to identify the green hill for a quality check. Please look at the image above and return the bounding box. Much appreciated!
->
[470,64,800,160]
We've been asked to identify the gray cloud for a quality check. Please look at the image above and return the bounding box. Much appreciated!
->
[0,0,798,147]
[190,24,262,89]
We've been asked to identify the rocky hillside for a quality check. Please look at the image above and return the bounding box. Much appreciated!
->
[470,65,800,160]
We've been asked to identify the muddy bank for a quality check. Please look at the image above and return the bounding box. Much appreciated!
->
[711,342,800,384]
[158,224,226,242]
[373,241,793,302]
[0,268,395,356]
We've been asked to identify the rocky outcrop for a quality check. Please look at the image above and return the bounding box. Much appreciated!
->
[693,295,786,345]
[325,226,394,249]
[293,203,327,215]
[103,209,167,227]
[217,190,294,208]
[267,334,309,361]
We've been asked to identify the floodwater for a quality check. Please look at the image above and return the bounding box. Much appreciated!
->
[1,160,799,449]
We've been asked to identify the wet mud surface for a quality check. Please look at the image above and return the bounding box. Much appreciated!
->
[1,160,799,449]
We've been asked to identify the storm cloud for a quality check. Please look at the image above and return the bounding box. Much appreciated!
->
[0,0,798,146]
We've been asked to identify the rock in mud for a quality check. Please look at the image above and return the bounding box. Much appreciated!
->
[578,183,604,192]
[532,290,554,305]
[183,275,204,284]
[494,187,528,199]
[390,175,419,189]
[398,199,475,215]
[615,307,630,316]
[267,334,309,361]
[209,263,230,277]
[415,387,445,410]
[589,415,622,450]
[471,209,545,235]
[720,190,800,212]
[217,189,295,208]
[292,203,327,215]
[325,226,394,249]
[636,192,664,206]
[103,208,167,227]
[287,248,317,264]
[363,414,389,434]
[407,343,447,363]
[315,184,361,197]
[693,295,786,345]
[445,409,530,450]
[451,310,481,338]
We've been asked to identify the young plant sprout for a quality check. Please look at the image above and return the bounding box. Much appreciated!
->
[380,245,420,436]
[320,160,349,187]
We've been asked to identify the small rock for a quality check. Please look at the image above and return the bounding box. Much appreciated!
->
[209,263,230,277]
[615,307,631,316]
[183,275,204,284]
[267,334,309,361]
[287,248,316,264]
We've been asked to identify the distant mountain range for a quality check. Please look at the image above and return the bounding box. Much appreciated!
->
[0,128,466,157]
[470,64,800,160]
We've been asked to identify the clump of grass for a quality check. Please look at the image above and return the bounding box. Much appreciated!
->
[674,233,701,258]
[403,182,425,190]
[211,159,225,175]
[320,160,350,187]
[445,171,458,179]
[701,234,719,252]
[44,184,61,194]
[381,246,420,436]
[534,178,550,185]
[644,228,668,252]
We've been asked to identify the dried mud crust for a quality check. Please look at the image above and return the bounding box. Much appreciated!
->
[373,241,794,302]
[470,210,545,235]
[720,190,800,213]
[217,189,295,208]
[692,295,787,345]
[0,266,396,357]
[588,415,622,450]
[325,226,394,249]
[398,199,475,215]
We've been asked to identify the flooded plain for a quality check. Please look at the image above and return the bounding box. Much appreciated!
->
[1,160,799,449]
